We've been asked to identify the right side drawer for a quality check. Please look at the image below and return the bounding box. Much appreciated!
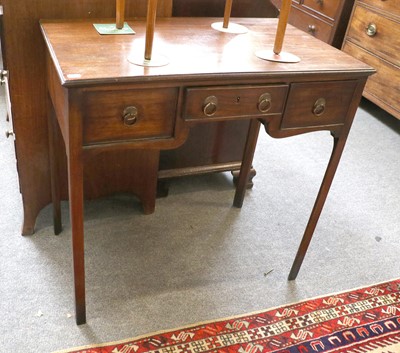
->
[281,80,359,129]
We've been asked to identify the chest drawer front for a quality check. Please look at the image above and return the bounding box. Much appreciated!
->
[82,88,178,145]
[343,41,400,117]
[358,0,399,16]
[346,5,400,65]
[281,80,358,129]
[183,85,289,122]
[302,0,341,21]
[289,6,333,43]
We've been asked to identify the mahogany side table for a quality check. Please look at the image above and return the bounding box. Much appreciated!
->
[41,17,374,324]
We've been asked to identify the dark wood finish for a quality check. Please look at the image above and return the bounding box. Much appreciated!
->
[281,81,359,129]
[82,88,178,144]
[42,17,373,324]
[183,85,288,122]
[172,0,279,18]
[272,0,355,48]
[233,119,261,207]
[342,0,400,120]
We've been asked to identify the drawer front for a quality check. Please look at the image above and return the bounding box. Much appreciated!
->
[289,6,334,43]
[358,0,399,16]
[281,80,358,129]
[346,5,400,65]
[343,41,400,117]
[82,88,178,145]
[183,85,289,122]
[302,0,341,21]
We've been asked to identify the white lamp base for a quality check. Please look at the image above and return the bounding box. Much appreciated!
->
[211,22,248,34]
[128,53,169,67]
[256,49,300,63]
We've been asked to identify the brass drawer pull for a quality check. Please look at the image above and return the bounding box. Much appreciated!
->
[366,23,377,37]
[122,106,138,126]
[258,93,272,113]
[312,98,326,117]
[315,0,323,4]
[308,25,316,34]
[203,96,218,117]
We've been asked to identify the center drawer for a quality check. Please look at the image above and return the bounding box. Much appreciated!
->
[81,88,178,145]
[183,85,289,122]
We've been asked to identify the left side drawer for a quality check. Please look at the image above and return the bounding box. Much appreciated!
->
[82,88,178,145]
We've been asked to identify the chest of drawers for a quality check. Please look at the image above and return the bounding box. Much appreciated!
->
[342,0,400,120]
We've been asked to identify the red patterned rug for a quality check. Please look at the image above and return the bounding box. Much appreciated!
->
[55,278,400,353]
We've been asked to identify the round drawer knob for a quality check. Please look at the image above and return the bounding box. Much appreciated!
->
[122,106,138,126]
[312,98,326,117]
[258,93,272,113]
[308,25,316,34]
[203,96,218,117]
[366,23,377,37]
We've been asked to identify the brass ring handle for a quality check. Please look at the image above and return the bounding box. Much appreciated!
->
[366,23,377,37]
[312,98,326,117]
[203,96,218,117]
[122,106,138,126]
[258,93,272,113]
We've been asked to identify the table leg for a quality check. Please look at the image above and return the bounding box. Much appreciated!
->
[67,96,86,325]
[288,134,347,280]
[47,94,62,235]
[67,148,86,324]
[233,119,261,208]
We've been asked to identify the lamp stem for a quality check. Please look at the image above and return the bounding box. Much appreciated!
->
[273,0,292,55]
[116,0,126,29]
[145,0,158,60]
[223,0,233,28]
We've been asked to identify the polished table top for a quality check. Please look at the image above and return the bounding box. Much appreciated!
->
[41,17,373,87]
